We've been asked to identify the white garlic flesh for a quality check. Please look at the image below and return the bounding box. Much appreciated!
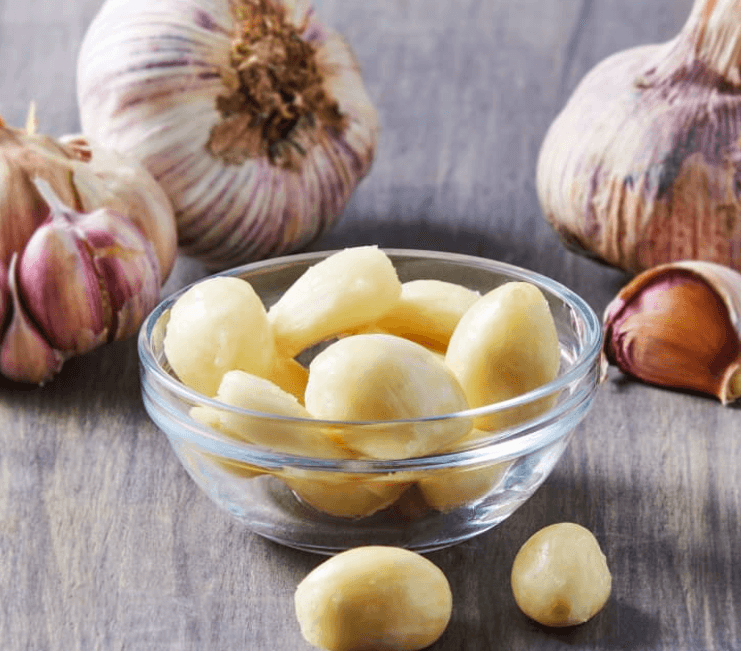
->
[267,355,309,403]
[190,369,346,458]
[445,282,560,431]
[282,470,410,518]
[511,523,612,627]
[164,276,275,396]
[294,546,453,651]
[268,246,402,357]
[77,0,378,269]
[417,457,509,512]
[374,279,481,351]
[304,333,471,459]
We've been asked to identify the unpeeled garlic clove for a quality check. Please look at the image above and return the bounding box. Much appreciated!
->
[0,115,176,384]
[0,254,64,384]
[18,180,161,350]
[0,180,163,384]
[603,260,741,404]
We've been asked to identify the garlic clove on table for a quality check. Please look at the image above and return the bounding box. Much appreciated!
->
[602,260,741,404]
[537,0,741,274]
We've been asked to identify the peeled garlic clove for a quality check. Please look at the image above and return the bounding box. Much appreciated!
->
[603,260,741,404]
[283,470,410,518]
[416,428,511,511]
[267,356,309,403]
[511,523,611,627]
[374,279,481,351]
[268,246,402,357]
[295,546,452,651]
[164,276,276,396]
[191,369,348,458]
[417,460,509,512]
[304,333,471,459]
[445,282,561,431]
[0,255,64,384]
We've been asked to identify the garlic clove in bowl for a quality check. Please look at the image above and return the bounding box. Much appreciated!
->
[602,260,741,404]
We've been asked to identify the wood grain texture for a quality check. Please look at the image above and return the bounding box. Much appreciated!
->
[3,0,740,649]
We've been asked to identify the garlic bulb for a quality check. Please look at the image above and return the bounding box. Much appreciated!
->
[76,0,378,269]
[603,260,741,404]
[0,116,176,384]
[537,0,741,274]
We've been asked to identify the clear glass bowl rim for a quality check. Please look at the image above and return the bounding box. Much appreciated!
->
[138,248,603,470]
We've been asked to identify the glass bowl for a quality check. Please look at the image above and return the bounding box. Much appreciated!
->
[138,249,602,554]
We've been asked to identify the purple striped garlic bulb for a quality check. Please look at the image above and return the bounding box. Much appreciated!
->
[76,0,378,270]
[0,116,177,384]
[537,0,741,274]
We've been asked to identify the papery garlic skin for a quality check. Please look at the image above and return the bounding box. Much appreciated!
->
[537,0,741,274]
[603,260,741,404]
[0,116,176,384]
[19,202,161,352]
[77,0,378,269]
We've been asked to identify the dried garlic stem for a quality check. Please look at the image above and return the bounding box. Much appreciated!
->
[691,0,741,84]
[208,0,347,169]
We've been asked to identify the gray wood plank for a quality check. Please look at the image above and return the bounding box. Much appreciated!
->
[3,0,740,649]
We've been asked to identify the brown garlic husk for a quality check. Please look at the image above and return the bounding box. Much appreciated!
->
[0,113,175,384]
[603,260,741,404]
[537,0,741,274]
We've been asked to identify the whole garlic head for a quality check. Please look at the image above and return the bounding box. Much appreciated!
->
[0,117,176,384]
[77,0,378,269]
[537,0,741,274]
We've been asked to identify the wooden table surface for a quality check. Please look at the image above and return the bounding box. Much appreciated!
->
[2,0,740,649]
